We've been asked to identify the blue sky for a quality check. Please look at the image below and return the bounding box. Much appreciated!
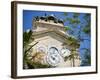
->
[23,10,91,63]
[23,10,77,31]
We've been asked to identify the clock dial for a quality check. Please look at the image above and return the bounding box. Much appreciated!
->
[61,48,71,57]
[38,46,46,53]
[46,47,62,66]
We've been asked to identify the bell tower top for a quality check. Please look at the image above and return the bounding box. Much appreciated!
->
[32,14,65,33]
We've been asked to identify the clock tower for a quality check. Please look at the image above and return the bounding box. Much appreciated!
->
[28,14,81,67]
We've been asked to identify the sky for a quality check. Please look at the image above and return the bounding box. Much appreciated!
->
[23,10,91,64]
[23,10,70,31]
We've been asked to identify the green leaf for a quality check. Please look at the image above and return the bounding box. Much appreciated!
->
[63,12,68,16]
[83,26,90,34]
[23,30,33,43]
[64,26,71,31]
[66,18,80,24]
[73,13,80,18]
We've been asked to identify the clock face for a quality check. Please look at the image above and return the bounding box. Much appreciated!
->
[38,46,46,53]
[61,48,71,57]
[46,47,62,66]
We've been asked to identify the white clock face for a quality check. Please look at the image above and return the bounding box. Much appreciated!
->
[38,46,46,53]
[46,47,62,66]
[61,49,71,57]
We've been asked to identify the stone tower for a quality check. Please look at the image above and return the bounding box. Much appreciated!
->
[29,14,81,67]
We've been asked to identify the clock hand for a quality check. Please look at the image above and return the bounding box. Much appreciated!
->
[51,56,55,60]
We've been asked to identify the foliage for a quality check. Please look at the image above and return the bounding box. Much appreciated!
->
[24,51,51,69]
[66,17,80,24]
[63,12,91,66]
[64,26,71,31]
[23,30,33,43]
[67,37,80,49]
[73,13,80,18]
[64,49,79,67]
[63,12,90,39]
[83,26,90,34]
[67,37,78,42]
[82,14,91,35]
[23,29,33,58]
[26,59,51,69]
[23,30,51,69]
[23,29,34,69]
[81,49,91,66]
